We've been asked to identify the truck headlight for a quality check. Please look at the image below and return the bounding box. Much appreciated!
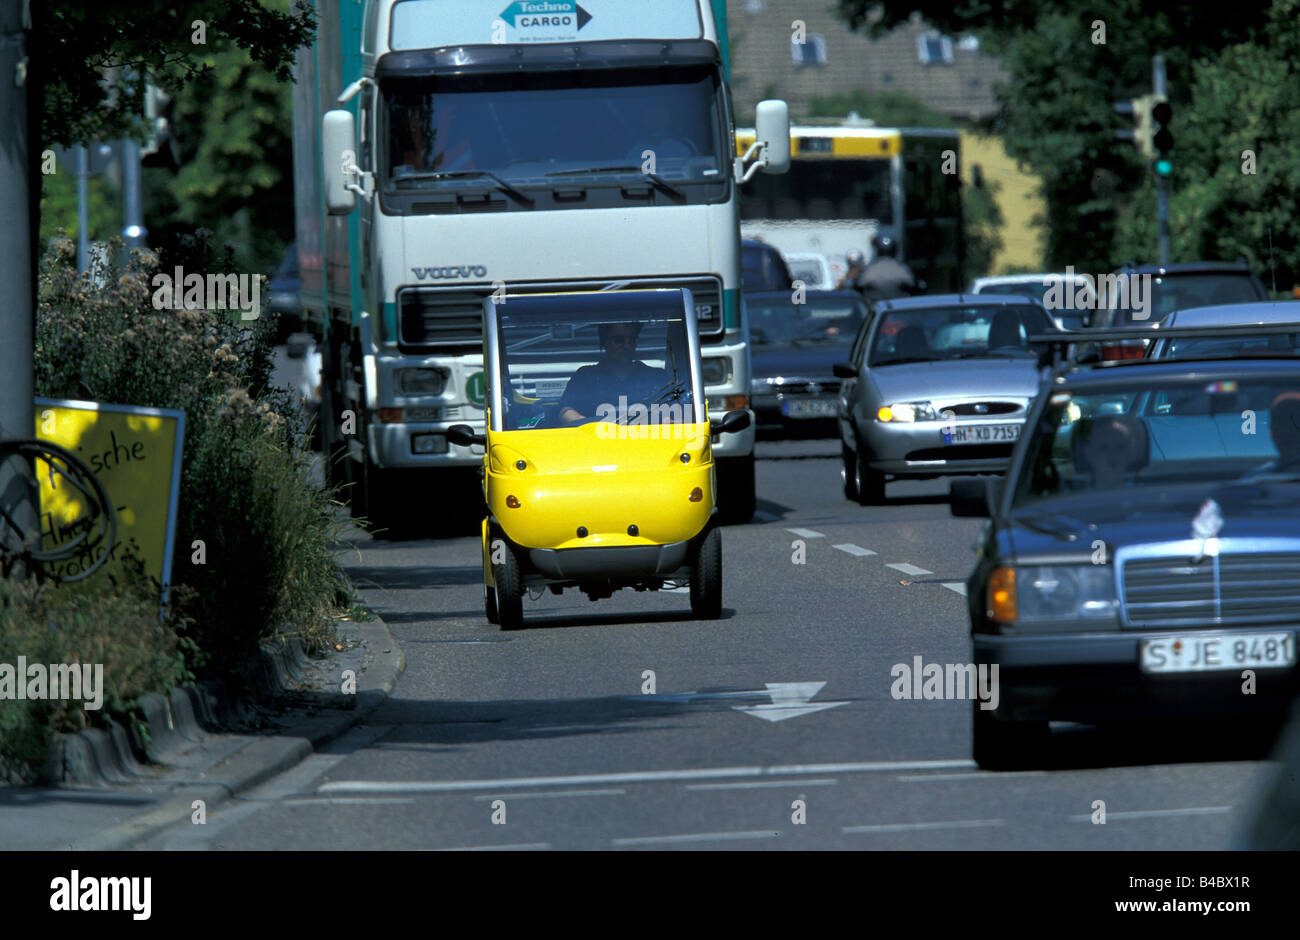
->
[701,357,731,384]
[988,565,1117,624]
[397,368,447,395]
[877,401,937,423]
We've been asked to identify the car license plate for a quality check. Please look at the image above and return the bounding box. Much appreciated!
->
[1140,632,1296,674]
[782,398,837,418]
[944,423,1020,444]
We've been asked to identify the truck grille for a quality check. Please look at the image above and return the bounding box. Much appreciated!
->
[1119,541,1300,628]
[398,290,482,352]
[397,277,724,352]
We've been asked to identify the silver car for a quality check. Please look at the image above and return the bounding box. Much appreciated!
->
[1147,300,1300,360]
[833,294,1057,503]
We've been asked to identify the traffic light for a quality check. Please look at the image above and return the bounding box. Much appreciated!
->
[1131,94,1156,159]
[1151,98,1173,176]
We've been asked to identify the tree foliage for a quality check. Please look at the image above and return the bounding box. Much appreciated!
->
[833,0,1285,275]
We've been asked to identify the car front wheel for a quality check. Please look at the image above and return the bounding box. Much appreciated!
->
[690,527,722,619]
[972,701,1049,770]
[853,435,886,505]
[493,539,524,631]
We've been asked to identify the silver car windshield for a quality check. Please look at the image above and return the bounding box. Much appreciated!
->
[868,305,1051,366]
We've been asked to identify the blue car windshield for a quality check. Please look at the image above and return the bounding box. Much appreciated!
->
[493,292,699,432]
[1013,378,1300,507]
[748,295,865,346]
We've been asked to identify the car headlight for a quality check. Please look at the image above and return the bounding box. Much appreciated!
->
[701,357,732,385]
[397,368,447,395]
[877,401,938,423]
[987,565,1118,624]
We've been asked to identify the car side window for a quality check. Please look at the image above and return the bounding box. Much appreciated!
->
[849,317,872,368]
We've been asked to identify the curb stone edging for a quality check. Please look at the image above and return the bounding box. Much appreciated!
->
[67,616,403,849]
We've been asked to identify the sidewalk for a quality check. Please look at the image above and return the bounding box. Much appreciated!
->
[0,615,404,851]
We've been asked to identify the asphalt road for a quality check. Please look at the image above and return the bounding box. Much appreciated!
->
[138,438,1279,850]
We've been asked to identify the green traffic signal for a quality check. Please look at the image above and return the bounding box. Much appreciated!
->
[1155,158,1173,176]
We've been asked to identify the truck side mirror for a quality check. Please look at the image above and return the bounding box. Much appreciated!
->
[323,109,358,216]
[755,100,790,174]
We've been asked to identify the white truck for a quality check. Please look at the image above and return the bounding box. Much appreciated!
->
[293,0,789,531]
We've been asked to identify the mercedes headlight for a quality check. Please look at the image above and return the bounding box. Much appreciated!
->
[987,565,1118,624]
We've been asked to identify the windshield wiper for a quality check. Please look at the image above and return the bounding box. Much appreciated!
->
[546,165,685,202]
[1014,509,1090,541]
[870,356,933,367]
[392,169,534,206]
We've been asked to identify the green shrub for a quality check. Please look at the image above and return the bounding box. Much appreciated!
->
[32,232,353,680]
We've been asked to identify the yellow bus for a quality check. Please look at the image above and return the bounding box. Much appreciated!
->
[735,124,963,291]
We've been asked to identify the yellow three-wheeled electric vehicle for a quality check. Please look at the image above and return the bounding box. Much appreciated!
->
[448,289,750,630]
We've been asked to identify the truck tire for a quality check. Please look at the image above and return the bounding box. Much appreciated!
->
[689,527,722,619]
[716,453,755,525]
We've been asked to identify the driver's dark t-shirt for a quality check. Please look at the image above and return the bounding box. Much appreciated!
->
[560,360,666,421]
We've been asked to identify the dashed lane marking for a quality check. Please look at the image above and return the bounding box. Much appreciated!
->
[887,563,933,576]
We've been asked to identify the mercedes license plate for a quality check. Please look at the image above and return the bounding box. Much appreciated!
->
[1140,632,1296,673]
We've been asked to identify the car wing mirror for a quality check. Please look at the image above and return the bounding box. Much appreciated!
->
[832,361,856,379]
[447,424,486,447]
[711,409,752,435]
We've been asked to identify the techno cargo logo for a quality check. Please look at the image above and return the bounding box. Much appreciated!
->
[499,1,592,32]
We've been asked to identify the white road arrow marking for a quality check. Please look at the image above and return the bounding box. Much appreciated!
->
[732,681,849,723]
[630,681,849,722]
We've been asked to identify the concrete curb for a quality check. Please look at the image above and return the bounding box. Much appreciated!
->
[62,615,404,850]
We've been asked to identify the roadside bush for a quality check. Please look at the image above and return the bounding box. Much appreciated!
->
[0,561,193,782]
[32,232,352,680]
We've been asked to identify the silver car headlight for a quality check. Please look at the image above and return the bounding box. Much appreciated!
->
[877,400,938,423]
[397,368,447,395]
[1013,565,1118,622]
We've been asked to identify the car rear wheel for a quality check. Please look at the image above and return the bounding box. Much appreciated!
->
[853,435,886,505]
[690,527,722,619]
[493,540,524,631]
[972,701,1049,770]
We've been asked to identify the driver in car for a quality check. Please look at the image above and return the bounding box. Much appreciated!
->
[559,321,667,425]
[1256,390,1300,473]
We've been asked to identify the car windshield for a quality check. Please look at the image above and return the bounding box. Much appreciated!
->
[1012,377,1300,507]
[1110,273,1263,326]
[493,292,699,432]
[787,259,829,288]
[742,245,792,292]
[748,295,865,346]
[1158,332,1300,359]
[868,304,1052,366]
[978,279,1094,330]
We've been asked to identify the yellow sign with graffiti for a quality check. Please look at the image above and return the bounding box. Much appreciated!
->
[34,398,185,593]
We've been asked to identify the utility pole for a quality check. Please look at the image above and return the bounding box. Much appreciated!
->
[1153,55,1170,266]
[0,0,38,577]
[75,143,89,272]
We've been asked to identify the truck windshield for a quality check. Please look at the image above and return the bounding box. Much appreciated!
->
[382,66,725,192]
[493,293,700,432]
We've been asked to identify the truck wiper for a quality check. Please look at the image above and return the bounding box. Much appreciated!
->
[394,170,534,206]
[546,165,685,202]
